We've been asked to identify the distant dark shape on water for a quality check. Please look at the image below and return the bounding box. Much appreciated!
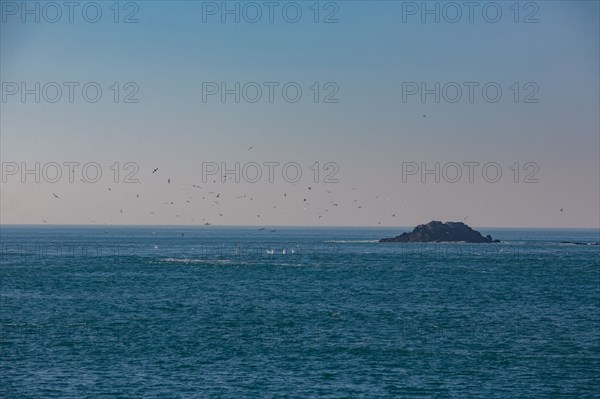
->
[380,221,500,243]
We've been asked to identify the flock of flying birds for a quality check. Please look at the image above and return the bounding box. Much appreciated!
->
[49,176,397,226]
[45,146,566,225]
[47,181,567,226]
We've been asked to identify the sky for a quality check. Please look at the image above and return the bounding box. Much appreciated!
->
[0,0,599,228]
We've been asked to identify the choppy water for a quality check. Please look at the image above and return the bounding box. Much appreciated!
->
[1,226,599,398]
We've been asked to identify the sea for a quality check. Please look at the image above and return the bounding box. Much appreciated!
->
[1,225,599,398]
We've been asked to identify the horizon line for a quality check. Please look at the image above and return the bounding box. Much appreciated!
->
[1,223,599,230]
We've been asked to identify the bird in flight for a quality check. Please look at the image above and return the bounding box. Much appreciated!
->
[168,179,171,184]
[52,193,60,199]
[560,208,564,212]
[153,168,159,173]
[248,146,253,150]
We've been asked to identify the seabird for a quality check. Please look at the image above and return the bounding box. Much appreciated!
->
[152,168,159,173]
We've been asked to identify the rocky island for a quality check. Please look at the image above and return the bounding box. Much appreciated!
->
[380,221,500,243]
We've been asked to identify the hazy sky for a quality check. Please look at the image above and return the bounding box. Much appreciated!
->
[1,1,598,227]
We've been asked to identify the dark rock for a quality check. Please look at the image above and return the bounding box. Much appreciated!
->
[380,221,498,243]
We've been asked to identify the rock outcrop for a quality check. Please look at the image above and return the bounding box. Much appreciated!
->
[380,221,499,243]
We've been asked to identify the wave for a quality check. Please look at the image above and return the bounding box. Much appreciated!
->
[558,241,600,246]
[324,240,380,243]
[158,258,234,264]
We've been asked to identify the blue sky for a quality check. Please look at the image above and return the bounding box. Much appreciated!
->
[1,1,599,227]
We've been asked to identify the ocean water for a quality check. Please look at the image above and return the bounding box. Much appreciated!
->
[1,226,599,398]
